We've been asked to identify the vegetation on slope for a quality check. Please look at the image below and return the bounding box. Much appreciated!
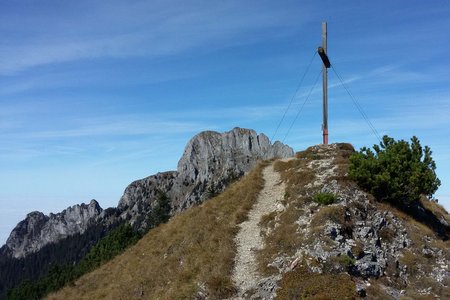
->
[349,135,441,206]
[374,200,450,298]
[7,191,172,300]
[277,265,356,299]
[46,161,269,300]
[258,144,355,274]
[7,223,141,300]
[9,137,448,299]
[0,219,114,300]
[349,135,448,238]
[258,142,448,299]
[313,192,338,205]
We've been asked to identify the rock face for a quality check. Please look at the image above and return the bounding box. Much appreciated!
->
[5,200,103,259]
[174,128,292,208]
[253,144,449,299]
[118,127,294,229]
[177,129,292,185]
[2,127,293,258]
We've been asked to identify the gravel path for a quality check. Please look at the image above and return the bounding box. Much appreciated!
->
[231,162,286,298]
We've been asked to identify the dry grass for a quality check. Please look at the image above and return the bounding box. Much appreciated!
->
[378,226,396,243]
[46,161,269,300]
[399,250,430,276]
[276,264,357,299]
[310,205,346,228]
[400,275,450,299]
[351,241,365,259]
[259,211,278,233]
[420,196,450,224]
[258,145,354,276]
[257,202,305,275]
[332,143,354,177]
[375,201,450,298]
[364,281,394,299]
[274,149,316,200]
[377,201,449,247]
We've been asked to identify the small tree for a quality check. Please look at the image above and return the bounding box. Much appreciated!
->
[147,190,171,229]
[206,182,219,199]
[349,135,441,207]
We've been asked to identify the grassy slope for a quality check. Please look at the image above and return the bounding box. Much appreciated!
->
[46,144,449,299]
[46,161,269,300]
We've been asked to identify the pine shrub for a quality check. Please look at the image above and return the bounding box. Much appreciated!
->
[349,135,441,207]
[313,192,338,205]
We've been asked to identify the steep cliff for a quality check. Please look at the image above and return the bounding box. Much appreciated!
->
[117,127,294,229]
[4,200,103,259]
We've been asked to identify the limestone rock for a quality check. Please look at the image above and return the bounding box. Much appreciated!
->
[176,128,292,185]
[117,128,293,229]
[5,200,103,258]
[117,171,177,227]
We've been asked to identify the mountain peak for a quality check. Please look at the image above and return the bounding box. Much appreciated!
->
[118,127,293,227]
[5,201,103,259]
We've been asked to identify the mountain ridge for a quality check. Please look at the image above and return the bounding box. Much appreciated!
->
[2,127,293,259]
[44,143,449,299]
[4,200,103,259]
[0,127,293,299]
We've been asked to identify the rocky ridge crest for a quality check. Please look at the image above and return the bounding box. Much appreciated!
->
[2,127,293,258]
[117,127,293,229]
[252,144,449,299]
[5,200,102,259]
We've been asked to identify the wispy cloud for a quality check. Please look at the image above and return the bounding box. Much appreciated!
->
[0,1,307,75]
[0,113,214,160]
[2,115,209,139]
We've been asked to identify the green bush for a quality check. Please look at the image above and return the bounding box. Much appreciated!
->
[349,135,441,206]
[313,192,338,205]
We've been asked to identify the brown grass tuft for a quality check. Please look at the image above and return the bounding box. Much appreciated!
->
[311,205,346,228]
[257,204,304,275]
[420,196,450,224]
[276,265,357,299]
[364,281,393,299]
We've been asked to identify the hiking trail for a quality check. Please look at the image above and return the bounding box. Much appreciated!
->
[231,161,287,298]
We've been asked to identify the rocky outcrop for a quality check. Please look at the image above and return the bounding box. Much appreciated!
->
[254,144,449,299]
[174,128,292,208]
[117,171,177,228]
[3,127,293,258]
[5,200,103,258]
[118,127,294,229]
[177,129,292,185]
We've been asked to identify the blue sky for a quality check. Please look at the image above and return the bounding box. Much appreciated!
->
[1,0,450,244]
